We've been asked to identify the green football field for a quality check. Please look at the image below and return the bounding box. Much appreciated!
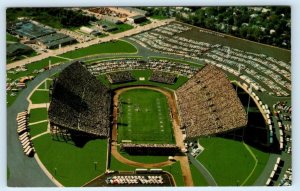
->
[117,88,175,144]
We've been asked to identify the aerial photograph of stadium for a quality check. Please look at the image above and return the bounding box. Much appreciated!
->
[6,6,291,187]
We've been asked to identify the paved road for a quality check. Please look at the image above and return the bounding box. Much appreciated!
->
[7,62,72,187]
[187,153,218,186]
[6,19,175,70]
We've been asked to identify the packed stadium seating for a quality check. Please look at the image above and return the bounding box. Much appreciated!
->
[176,64,247,138]
[106,71,136,84]
[150,71,177,84]
[48,61,111,137]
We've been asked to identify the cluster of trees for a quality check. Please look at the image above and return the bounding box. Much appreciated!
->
[175,7,291,49]
[7,8,97,29]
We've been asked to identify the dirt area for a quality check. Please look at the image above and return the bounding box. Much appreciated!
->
[111,86,193,186]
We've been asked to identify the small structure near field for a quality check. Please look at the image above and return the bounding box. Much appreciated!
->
[127,15,147,24]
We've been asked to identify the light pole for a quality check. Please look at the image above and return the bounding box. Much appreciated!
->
[94,161,98,171]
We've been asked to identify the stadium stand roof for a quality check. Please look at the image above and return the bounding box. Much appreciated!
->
[176,64,247,138]
[48,61,111,137]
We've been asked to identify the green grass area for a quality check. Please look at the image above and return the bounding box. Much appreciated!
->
[97,70,189,90]
[6,33,19,42]
[29,108,48,123]
[243,145,270,185]
[117,88,174,144]
[117,146,168,164]
[162,162,184,186]
[109,155,136,172]
[7,57,66,82]
[7,57,67,107]
[6,92,21,108]
[30,90,50,104]
[197,137,256,186]
[190,164,209,186]
[111,23,134,34]
[84,56,143,64]
[32,134,107,186]
[176,21,291,62]
[37,79,53,90]
[29,121,48,137]
[58,40,137,59]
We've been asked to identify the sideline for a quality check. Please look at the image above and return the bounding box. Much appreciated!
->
[29,119,48,126]
[31,131,49,141]
[34,153,63,187]
[241,142,258,186]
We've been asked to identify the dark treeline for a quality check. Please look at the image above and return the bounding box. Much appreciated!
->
[139,6,291,49]
[7,8,97,29]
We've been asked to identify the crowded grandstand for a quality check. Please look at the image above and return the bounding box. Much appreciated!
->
[48,61,111,137]
[176,64,248,138]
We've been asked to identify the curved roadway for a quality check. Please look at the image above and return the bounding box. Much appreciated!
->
[7,62,72,187]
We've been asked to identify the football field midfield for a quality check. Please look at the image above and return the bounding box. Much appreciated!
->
[118,89,175,144]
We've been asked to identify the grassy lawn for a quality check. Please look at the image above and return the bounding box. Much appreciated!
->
[117,88,174,144]
[109,155,136,172]
[29,108,48,123]
[6,92,21,108]
[85,56,143,64]
[29,121,48,137]
[97,70,188,90]
[162,162,184,186]
[190,163,209,186]
[32,134,107,187]
[37,79,53,90]
[117,147,169,164]
[30,90,49,104]
[6,57,66,107]
[58,40,137,59]
[243,145,270,185]
[6,33,19,42]
[7,57,66,83]
[197,137,256,186]
[111,23,134,34]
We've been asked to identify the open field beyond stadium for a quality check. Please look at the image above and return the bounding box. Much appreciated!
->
[197,137,270,186]
[58,40,137,59]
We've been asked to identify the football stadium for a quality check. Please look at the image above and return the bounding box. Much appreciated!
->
[7,7,291,187]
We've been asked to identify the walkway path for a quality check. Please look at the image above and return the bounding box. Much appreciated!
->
[7,62,71,187]
[29,119,48,126]
[6,19,174,70]
[187,153,218,186]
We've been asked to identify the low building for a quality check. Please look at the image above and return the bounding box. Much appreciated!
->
[36,33,77,49]
[80,26,101,35]
[6,43,34,58]
[127,15,147,24]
